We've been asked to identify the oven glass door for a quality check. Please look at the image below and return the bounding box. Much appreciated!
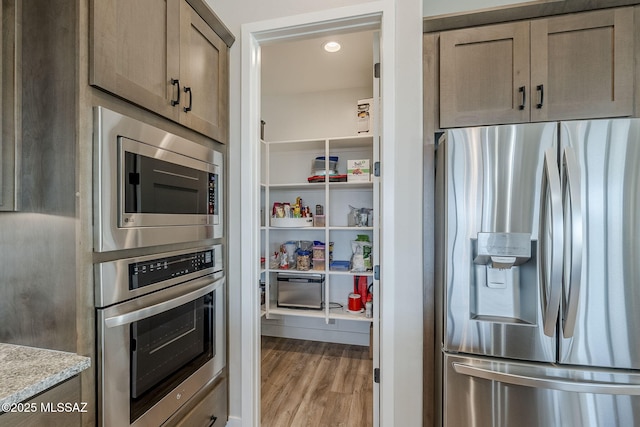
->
[119,136,219,227]
[130,290,215,421]
[97,275,224,427]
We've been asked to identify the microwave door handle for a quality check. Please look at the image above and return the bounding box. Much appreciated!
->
[152,168,200,181]
[562,147,583,338]
[539,148,564,337]
[104,277,224,328]
[287,278,314,283]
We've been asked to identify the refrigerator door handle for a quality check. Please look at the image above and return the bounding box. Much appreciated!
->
[561,147,583,338]
[539,148,564,337]
[453,362,640,395]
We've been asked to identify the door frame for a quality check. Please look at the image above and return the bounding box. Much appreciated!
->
[239,4,386,426]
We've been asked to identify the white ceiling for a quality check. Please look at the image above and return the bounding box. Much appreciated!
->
[260,30,375,96]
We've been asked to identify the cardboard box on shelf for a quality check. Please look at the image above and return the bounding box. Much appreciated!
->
[347,159,371,182]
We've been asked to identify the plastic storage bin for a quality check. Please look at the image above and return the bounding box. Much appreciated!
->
[330,260,350,271]
[312,258,325,271]
[313,156,338,174]
[312,244,325,259]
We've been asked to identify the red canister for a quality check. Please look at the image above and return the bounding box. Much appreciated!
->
[348,293,363,312]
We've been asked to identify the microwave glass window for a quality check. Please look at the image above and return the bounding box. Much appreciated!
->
[124,152,214,215]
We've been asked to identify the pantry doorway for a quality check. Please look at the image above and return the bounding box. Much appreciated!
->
[240,6,386,426]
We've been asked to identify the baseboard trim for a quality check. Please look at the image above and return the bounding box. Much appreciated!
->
[261,324,370,346]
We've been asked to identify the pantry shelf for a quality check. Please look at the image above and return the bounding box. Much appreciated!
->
[269,182,325,190]
[329,306,373,322]
[267,306,327,319]
[260,134,379,327]
[328,181,374,190]
[328,270,374,277]
[265,268,374,276]
[265,268,325,275]
[328,226,375,231]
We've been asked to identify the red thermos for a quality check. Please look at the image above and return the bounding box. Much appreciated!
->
[355,275,369,306]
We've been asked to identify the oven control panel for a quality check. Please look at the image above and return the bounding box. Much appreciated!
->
[129,249,215,290]
[94,244,224,308]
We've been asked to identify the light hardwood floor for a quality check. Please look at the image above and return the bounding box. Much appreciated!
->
[261,336,373,427]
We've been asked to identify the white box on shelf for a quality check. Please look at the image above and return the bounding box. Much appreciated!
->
[347,159,371,182]
[270,217,313,228]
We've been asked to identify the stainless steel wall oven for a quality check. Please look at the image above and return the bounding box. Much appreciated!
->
[94,107,223,252]
[95,245,225,426]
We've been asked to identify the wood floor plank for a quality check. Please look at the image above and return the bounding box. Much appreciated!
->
[261,336,373,427]
[320,391,353,426]
[288,387,329,427]
[348,390,373,426]
[331,346,363,394]
[262,341,327,425]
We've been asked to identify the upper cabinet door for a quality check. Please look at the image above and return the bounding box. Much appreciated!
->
[530,8,634,122]
[90,0,181,122]
[179,2,229,144]
[91,0,230,143]
[1,0,20,211]
[440,22,531,128]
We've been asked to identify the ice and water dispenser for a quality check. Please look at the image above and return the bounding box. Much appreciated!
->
[471,232,537,325]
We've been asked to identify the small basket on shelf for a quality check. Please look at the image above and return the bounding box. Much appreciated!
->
[270,217,313,228]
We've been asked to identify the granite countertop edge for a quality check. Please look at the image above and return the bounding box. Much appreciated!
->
[0,343,91,408]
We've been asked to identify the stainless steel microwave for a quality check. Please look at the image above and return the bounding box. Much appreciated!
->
[94,107,223,252]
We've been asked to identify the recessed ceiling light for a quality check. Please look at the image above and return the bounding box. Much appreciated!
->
[323,41,341,53]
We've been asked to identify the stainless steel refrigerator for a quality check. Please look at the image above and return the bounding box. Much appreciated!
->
[435,119,640,427]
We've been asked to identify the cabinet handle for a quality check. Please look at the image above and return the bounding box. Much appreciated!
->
[183,86,193,113]
[170,78,180,106]
[518,86,526,110]
[536,84,544,109]
[207,415,218,427]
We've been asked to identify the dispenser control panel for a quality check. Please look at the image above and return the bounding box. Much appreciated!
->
[474,232,531,268]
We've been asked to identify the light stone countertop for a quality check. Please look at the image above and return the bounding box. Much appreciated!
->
[0,343,91,408]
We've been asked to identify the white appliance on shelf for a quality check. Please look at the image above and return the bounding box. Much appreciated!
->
[435,119,640,426]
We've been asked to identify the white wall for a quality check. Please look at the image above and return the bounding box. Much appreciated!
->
[423,0,533,16]
[262,87,372,141]
[262,316,371,345]
[211,0,377,25]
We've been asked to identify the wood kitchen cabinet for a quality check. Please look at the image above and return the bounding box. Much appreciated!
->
[440,21,531,127]
[90,0,230,143]
[179,3,229,144]
[440,7,634,128]
[529,8,633,122]
[162,377,228,427]
[1,0,19,211]
[0,377,81,427]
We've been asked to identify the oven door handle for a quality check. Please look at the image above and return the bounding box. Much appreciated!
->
[104,276,224,328]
